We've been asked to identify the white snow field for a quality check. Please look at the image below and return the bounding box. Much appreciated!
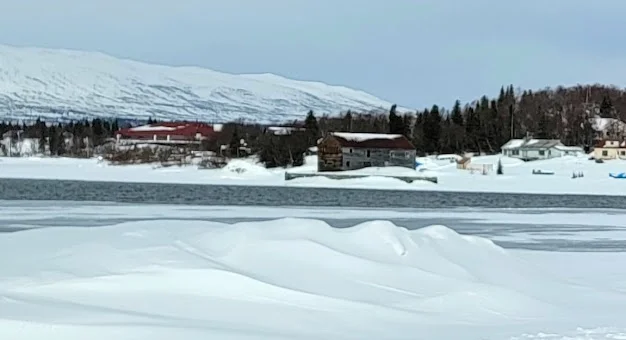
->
[0,44,398,123]
[1,152,626,195]
[0,203,625,339]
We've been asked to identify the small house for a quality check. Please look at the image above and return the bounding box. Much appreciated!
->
[593,139,626,160]
[501,138,584,161]
[317,132,416,172]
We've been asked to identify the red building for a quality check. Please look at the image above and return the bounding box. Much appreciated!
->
[115,122,221,146]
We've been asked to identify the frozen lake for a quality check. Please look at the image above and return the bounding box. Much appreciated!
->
[2,200,626,339]
[3,178,626,208]
[2,201,626,252]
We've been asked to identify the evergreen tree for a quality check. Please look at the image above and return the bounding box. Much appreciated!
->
[57,124,67,156]
[388,104,404,134]
[229,127,240,157]
[600,95,614,118]
[38,124,47,154]
[423,105,442,153]
[304,110,320,145]
[342,110,353,131]
[497,159,503,175]
[48,125,58,156]
[451,100,464,126]
[412,111,425,153]
[401,113,412,139]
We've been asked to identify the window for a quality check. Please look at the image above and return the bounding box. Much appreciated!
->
[621,151,625,156]
[538,150,545,156]
[349,148,353,153]
[512,150,519,155]
[363,162,372,167]
[603,150,608,156]
[346,161,351,167]
[366,150,371,157]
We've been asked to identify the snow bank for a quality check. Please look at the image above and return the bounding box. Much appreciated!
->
[220,158,273,177]
[0,218,624,339]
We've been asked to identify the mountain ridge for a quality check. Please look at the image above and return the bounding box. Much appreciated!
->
[0,44,402,124]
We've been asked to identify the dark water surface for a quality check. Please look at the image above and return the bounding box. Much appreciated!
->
[1,178,626,209]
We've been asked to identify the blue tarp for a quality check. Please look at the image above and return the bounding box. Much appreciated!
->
[609,173,626,179]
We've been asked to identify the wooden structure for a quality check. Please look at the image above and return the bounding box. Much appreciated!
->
[456,157,471,169]
[317,132,416,172]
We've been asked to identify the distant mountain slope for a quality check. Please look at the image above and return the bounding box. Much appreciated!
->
[0,45,398,124]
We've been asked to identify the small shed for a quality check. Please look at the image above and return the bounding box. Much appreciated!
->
[456,157,471,169]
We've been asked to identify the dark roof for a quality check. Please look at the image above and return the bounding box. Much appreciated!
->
[328,132,415,150]
[595,139,626,148]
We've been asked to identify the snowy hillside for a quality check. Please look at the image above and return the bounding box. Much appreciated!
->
[0,44,398,123]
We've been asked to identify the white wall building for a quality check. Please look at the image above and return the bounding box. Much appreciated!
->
[501,138,584,161]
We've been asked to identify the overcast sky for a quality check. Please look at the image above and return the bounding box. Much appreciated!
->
[0,0,623,109]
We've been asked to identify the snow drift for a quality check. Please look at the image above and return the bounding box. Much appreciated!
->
[0,44,397,123]
[0,218,624,339]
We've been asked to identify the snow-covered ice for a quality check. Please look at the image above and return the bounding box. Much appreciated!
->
[1,203,626,339]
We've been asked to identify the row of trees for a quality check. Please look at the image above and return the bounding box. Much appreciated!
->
[0,119,120,156]
[0,84,622,165]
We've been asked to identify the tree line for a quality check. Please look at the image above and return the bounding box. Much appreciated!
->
[0,118,119,156]
[0,84,623,166]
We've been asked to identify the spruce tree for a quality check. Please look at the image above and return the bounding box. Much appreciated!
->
[451,100,464,126]
[342,111,353,132]
[600,95,614,118]
[304,110,320,145]
[388,104,404,134]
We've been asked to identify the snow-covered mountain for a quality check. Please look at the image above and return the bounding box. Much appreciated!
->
[0,45,398,124]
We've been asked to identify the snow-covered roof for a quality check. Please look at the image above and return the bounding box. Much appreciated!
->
[501,138,563,150]
[328,132,414,150]
[501,139,525,149]
[331,132,404,142]
[591,116,626,132]
[117,122,217,138]
[129,125,179,132]
[267,126,305,136]
[554,145,584,151]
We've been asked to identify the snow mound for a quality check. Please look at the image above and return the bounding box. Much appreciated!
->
[512,328,626,340]
[220,159,272,177]
[2,217,624,340]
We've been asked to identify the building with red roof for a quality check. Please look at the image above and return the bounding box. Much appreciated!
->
[115,122,222,146]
